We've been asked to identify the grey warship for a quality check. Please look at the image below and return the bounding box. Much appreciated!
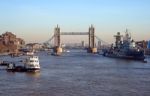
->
[103,30,145,60]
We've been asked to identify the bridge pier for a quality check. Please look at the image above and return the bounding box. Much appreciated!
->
[53,46,62,56]
[53,25,62,56]
[87,25,97,53]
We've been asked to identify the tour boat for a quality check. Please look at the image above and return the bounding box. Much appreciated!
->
[7,56,40,72]
[26,51,34,56]
[24,56,40,71]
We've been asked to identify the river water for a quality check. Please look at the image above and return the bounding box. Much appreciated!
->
[0,50,150,96]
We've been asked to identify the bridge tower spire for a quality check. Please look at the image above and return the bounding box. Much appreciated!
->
[54,24,60,47]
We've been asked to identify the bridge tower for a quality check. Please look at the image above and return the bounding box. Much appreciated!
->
[53,25,62,56]
[88,25,97,53]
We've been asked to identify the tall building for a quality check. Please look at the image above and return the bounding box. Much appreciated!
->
[98,41,101,49]
[136,40,147,49]
[81,41,85,48]
[148,40,150,49]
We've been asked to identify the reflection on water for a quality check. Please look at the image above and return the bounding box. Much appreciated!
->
[0,50,150,96]
[25,72,41,78]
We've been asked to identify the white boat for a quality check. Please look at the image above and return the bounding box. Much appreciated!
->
[66,50,70,52]
[63,50,70,52]
[26,52,34,56]
[24,56,40,71]
[6,56,40,72]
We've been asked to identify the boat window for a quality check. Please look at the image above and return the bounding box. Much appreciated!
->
[30,65,34,67]
[30,60,34,62]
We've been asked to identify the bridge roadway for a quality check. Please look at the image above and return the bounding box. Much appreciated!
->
[60,32,89,35]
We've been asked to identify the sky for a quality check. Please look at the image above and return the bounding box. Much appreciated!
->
[0,0,150,44]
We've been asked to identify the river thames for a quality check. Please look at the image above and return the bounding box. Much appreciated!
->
[0,50,150,96]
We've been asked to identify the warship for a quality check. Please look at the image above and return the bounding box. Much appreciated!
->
[103,30,145,60]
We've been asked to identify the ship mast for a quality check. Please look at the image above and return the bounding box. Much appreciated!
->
[114,32,123,48]
[124,29,131,41]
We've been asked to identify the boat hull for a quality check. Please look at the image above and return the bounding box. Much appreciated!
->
[104,54,145,60]
[7,68,40,72]
[7,66,40,72]
[103,51,145,60]
[26,68,40,72]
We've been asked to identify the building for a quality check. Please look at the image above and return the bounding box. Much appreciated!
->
[148,40,150,49]
[136,40,148,49]
[81,41,85,48]
[26,43,43,51]
[0,32,25,53]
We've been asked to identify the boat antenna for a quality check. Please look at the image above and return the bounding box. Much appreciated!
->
[125,28,128,33]
[125,28,132,40]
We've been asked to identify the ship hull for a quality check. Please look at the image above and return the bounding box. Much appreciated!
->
[7,65,40,72]
[104,53,145,60]
[103,51,145,61]
[25,68,40,72]
[7,67,40,72]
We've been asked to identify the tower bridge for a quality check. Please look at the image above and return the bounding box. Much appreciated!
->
[44,25,109,56]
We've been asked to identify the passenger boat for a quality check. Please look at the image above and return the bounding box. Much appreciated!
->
[26,51,34,56]
[0,60,9,66]
[7,56,40,72]
[24,56,40,71]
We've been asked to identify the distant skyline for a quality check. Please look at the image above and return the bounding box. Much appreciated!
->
[0,0,150,43]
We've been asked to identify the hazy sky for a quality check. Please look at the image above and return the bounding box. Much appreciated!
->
[0,0,150,43]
